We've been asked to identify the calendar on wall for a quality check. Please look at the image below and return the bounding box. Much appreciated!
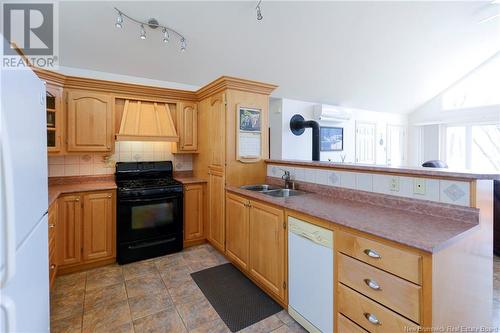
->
[236,105,263,163]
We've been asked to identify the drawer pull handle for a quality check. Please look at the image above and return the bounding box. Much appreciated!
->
[364,249,381,259]
[364,313,381,325]
[364,278,381,290]
[49,224,55,228]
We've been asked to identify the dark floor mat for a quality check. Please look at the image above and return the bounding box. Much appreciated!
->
[191,263,283,332]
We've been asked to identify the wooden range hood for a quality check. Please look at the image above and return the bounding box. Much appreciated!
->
[116,100,179,142]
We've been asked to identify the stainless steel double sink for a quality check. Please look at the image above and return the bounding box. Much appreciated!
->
[240,184,304,197]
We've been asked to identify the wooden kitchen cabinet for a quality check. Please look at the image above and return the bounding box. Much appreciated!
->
[57,195,82,266]
[66,89,113,152]
[173,102,198,153]
[208,167,225,252]
[225,193,250,270]
[48,201,58,289]
[46,84,64,154]
[57,190,116,273]
[224,192,286,303]
[183,183,205,246]
[208,93,226,167]
[82,191,115,262]
[248,200,286,301]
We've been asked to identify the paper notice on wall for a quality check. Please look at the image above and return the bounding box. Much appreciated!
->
[239,132,261,158]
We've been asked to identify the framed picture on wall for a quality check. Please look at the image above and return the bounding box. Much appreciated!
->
[320,126,343,151]
[236,105,263,162]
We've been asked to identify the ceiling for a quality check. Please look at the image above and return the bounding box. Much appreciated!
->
[58,1,500,114]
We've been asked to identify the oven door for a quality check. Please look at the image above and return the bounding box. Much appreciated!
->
[117,193,183,244]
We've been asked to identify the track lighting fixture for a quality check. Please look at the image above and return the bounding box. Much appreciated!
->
[113,7,187,52]
[256,0,263,21]
[115,12,123,28]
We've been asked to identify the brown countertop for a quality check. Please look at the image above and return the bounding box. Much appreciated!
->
[226,185,479,253]
[174,177,207,185]
[266,159,500,180]
[48,177,116,206]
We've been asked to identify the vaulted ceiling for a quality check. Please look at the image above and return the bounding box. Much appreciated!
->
[59,1,500,114]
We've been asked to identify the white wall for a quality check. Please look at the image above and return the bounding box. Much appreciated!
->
[269,98,408,164]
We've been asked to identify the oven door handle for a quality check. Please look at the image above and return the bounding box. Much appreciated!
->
[119,195,180,203]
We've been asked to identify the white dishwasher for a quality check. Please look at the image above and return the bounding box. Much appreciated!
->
[288,216,334,333]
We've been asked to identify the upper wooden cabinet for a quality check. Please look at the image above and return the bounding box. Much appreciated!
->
[66,90,113,152]
[173,102,198,153]
[209,93,226,168]
[46,84,64,154]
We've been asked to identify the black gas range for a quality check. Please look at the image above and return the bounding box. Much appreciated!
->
[115,161,183,264]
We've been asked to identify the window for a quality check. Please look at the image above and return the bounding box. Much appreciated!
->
[443,123,500,171]
[442,57,500,110]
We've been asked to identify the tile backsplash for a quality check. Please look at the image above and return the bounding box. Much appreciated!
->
[48,142,192,177]
[267,164,472,207]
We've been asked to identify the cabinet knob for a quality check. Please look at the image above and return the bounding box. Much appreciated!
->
[50,264,55,270]
[363,248,381,259]
[108,195,112,198]
[364,313,381,325]
[49,224,55,228]
[364,278,381,290]
[75,198,80,202]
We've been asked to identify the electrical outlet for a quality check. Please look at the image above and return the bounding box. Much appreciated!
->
[389,177,400,192]
[413,179,426,195]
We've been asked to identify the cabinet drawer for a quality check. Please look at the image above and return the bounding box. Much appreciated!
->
[338,284,419,333]
[338,254,421,323]
[338,314,369,333]
[336,231,421,284]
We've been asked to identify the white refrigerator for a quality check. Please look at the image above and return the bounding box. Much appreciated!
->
[0,63,50,331]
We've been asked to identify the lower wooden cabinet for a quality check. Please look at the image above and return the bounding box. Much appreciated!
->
[82,191,115,262]
[225,193,250,270]
[57,190,115,273]
[48,201,58,289]
[225,192,286,303]
[183,183,205,246]
[208,167,225,252]
[248,200,286,301]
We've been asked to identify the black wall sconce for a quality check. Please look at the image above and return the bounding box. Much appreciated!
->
[290,114,320,161]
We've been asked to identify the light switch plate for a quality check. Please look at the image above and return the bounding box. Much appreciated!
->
[389,177,400,192]
[413,179,426,195]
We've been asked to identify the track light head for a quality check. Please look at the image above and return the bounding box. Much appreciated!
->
[162,28,170,43]
[140,24,146,40]
[115,12,123,28]
[180,38,186,52]
[256,0,263,21]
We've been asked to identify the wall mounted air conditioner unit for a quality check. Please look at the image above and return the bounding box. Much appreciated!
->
[313,104,352,122]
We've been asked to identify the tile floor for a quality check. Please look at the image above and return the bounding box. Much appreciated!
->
[50,244,307,333]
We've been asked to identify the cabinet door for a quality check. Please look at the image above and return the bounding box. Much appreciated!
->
[249,200,285,301]
[209,93,226,167]
[67,90,113,152]
[184,184,204,242]
[82,191,115,262]
[46,84,63,154]
[178,102,198,152]
[208,167,225,252]
[225,193,249,270]
[57,195,82,266]
[48,201,58,289]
